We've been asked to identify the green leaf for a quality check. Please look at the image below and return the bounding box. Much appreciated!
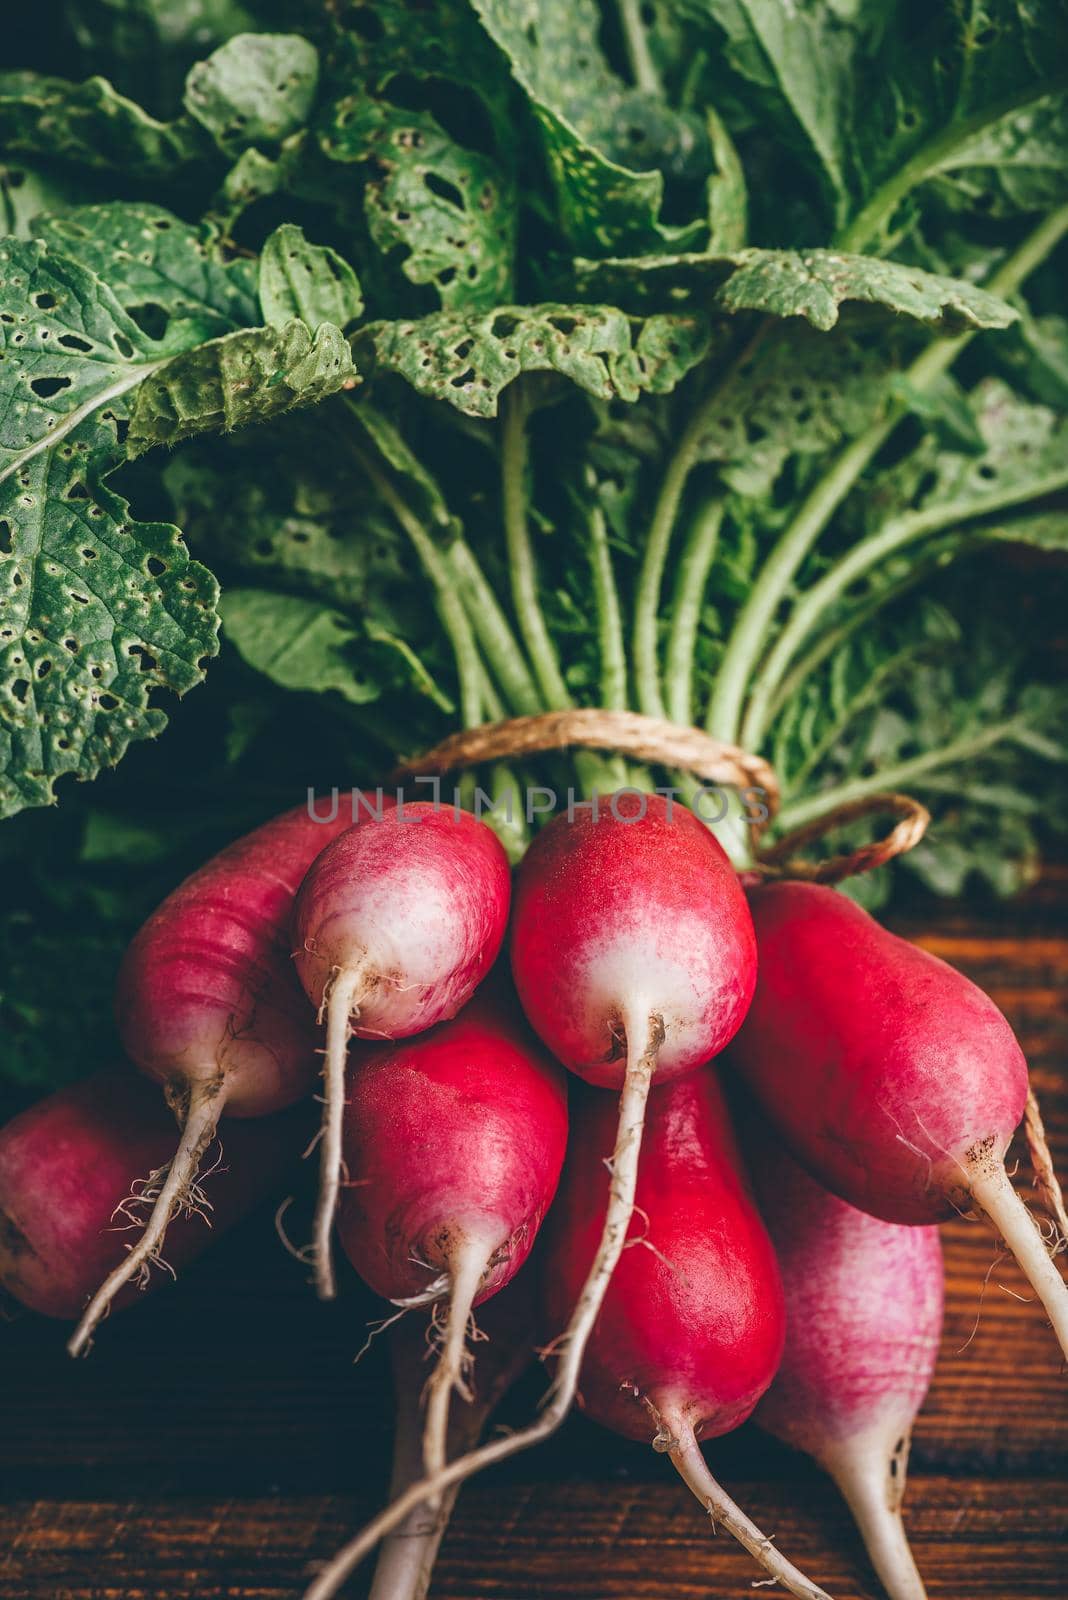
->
[220,588,381,706]
[692,328,895,498]
[0,69,204,177]
[690,0,1068,243]
[317,96,515,310]
[471,0,711,255]
[0,163,84,237]
[355,304,711,417]
[705,108,748,251]
[258,224,364,331]
[63,0,257,116]
[126,318,356,455]
[183,34,320,155]
[574,247,1018,333]
[35,202,259,348]
[929,90,1068,217]
[0,409,219,818]
[859,378,1068,532]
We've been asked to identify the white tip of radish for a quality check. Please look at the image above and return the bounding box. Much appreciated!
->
[312,964,370,1301]
[967,1154,1068,1366]
[67,1077,225,1357]
[822,1428,928,1600]
[421,1243,489,1489]
[668,1422,835,1600]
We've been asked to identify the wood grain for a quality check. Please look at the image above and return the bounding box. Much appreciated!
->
[0,879,1065,1597]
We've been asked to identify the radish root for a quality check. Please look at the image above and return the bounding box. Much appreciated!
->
[968,1158,1068,1363]
[302,1009,663,1600]
[314,963,370,1300]
[668,1422,834,1600]
[421,1246,486,1487]
[822,1428,927,1600]
[67,1077,225,1357]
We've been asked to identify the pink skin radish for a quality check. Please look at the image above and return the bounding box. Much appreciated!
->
[68,801,350,1355]
[302,793,757,1600]
[747,1124,943,1600]
[336,988,567,1481]
[369,1273,537,1600]
[728,881,1068,1361]
[0,1067,304,1321]
[541,1071,831,1600]
[292,801,511,1300]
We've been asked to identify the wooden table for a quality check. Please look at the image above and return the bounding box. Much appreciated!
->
[1,875,1066,1598]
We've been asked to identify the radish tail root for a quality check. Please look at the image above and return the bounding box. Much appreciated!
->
[822,1430,928,1600]
[421,1245,487,1484]
[668,1424,835,1600]
[314,964,369,1301]
[367,1488,459,1600]
[67,1077,225,1357]
[302,1010,663,1600]
[968,1159,1068,1363]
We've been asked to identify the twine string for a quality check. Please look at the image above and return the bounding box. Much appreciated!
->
[393,708,929,883]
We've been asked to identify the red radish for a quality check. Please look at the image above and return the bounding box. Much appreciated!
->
[302,795,758,1600]
[0,1067,303,1321]
[369,1274,537,1600]
[748,1125,943,1600]
[68,801,350,1355]
[729,881,1068,1361]
[336,988,567,1478]
[292,802,511,1299]
[540,1071,830,1600]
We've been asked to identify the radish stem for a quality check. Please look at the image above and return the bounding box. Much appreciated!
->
[314,964,370,1301]
[668,1421,834,1600]
[968,1160,1068,1363]
[67,1077,225,1356]
[421,1244,487,1485]
[822,1429,928,1600]
[303,1011,663,1600]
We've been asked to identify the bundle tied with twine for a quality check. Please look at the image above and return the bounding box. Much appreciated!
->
[392,706,1061,1227]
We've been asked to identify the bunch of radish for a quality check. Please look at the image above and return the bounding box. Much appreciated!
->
[3,787,1066,1600]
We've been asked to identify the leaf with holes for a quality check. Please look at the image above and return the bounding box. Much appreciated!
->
[35,202,259,352]
[354,304,711,417]
[126,318,356,453]
[258,224,364,331]
[183,34,320,156]
[573,247,1017,333]
[317,96,515,310]
[0,69,206,177]
[0,404,219,818]
[471,0,711,255]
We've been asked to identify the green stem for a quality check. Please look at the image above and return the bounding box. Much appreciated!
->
[711,205,1068,749]
[665,498,723,726]
[501,386,571,710]
[742,466,1068,751]
[586,497,627,713]
[776,722,1023,832]
[617,0,662,95]
[706,417,897,742]
[447,540,543,716]
[834,82,1068,253]
[352,446,482,731]
[637,325,770,718]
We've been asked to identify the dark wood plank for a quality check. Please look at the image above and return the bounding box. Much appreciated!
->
[0,1479,1065,1599]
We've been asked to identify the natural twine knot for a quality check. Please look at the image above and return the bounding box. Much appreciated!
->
[393,707,931,886]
